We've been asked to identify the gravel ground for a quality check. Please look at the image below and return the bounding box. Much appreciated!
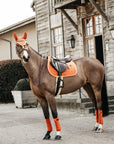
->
[0,103,114,144]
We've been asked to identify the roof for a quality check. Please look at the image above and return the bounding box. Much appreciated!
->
[0,16,35,35]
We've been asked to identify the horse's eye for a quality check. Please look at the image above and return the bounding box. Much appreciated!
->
[16,45,21,48]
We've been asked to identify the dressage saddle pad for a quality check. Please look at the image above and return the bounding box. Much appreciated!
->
[47,56,77,77]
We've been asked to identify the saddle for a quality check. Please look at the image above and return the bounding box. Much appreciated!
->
[47,56,77,96]
[50,55,72,76]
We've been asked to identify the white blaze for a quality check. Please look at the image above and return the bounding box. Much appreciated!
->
[23,50,28,59]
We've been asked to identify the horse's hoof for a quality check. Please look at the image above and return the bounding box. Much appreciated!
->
[43,131,51,140]
[55,135,61,140]
[43,135,51,140]
[92,126,98,131]
[96,128,104,133]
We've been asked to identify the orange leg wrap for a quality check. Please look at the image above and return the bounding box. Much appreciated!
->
[54,118,61,131]
[98,110,103,125]
[95,110,99,123]
[45,118,52,131]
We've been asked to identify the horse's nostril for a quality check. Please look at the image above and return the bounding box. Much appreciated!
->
[23,56,29,62]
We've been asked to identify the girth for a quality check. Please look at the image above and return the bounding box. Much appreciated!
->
[50,55,72,96]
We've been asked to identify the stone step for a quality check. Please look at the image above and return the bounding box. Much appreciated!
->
[81,98,90,103]
[108,100,114,105]
[55,98,94,114]
[55,98,80,110]
[55,96,114,115]
[108,96,114,100]
[109,110,114,114]
[109,105,114,111]
[83,107,95,114]
[82,102,94,108]
[81,96,114,103]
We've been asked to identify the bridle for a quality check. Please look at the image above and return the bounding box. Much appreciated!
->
[16,40,29,59]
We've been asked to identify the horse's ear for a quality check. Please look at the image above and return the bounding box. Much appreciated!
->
[14,32,18,41]
[22,32,27,40]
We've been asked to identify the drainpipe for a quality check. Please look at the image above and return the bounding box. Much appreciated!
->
[31,1,39,52]
[0,38,12,59]
[48,0,53,56]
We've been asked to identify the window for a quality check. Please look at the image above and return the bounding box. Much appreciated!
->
[86,18,93,36]
[52,27,64,58]
[87,39,94,57]
[95,15,102,34]
[83,15,102,58]
[53,27,63,44]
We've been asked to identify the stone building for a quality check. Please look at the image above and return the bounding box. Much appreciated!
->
[31,0,114,114]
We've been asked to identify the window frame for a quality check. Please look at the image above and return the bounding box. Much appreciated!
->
[83,14,103,57]
[52,26,64,58]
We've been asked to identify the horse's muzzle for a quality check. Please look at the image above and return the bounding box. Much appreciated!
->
[23,55,30,62]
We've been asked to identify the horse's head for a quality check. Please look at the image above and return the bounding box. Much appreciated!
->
[14,32,30,62]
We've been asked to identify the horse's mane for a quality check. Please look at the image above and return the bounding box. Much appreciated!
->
[30,46,42,57]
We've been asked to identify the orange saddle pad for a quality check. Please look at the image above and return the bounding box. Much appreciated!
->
[47,56,77,77]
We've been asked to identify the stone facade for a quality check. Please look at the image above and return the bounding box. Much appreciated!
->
[32,0,114,97]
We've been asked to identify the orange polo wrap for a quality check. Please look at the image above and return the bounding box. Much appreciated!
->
[95,110,99,123]
[54,118,61,131]
[45,118,52,131]
[98,110,103,124]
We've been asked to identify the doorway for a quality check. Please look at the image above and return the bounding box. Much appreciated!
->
[95,35,109,116]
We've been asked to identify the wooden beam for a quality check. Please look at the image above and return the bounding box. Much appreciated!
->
[61,9,78,32]
[55,0,76,9]
[89,0,108,23]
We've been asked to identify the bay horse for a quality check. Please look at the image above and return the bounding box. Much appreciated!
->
[14,32,104,140]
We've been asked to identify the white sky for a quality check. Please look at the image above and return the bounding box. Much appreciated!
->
[0,0,34,30]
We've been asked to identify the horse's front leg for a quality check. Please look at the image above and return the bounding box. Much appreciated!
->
[46,93,61,140]
[38,97,52,140]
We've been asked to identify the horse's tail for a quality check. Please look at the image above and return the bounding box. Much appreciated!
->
[101,76,109,116]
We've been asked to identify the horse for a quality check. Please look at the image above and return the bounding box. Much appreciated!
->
[14,32,104,140]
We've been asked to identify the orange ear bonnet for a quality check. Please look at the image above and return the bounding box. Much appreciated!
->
[14,32,27,45]
[13,32,27,41]
[14,32,18,41]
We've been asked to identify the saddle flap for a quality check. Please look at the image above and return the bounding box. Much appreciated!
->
[50,59,66,73]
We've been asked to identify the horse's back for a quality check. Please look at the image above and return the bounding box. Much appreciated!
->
[74,57,104,70]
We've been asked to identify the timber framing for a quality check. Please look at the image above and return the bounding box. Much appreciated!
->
[61,9,78,32]
[55,0,78,9]
[89,0,108,22]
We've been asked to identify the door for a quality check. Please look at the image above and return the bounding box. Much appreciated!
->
[95,35,109,116]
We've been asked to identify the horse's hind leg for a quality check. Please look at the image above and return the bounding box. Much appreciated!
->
[45,92,61,140]
[91,85,103,133]
[83,83,99,130]
[37,97,52,140]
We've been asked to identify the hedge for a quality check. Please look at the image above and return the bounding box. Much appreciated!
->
[0,59,28,103]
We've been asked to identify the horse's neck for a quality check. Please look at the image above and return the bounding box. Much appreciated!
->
[22,48,41,79]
